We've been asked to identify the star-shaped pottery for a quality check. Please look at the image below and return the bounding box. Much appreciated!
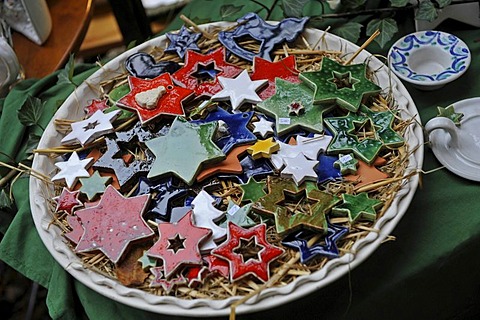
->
[247,138,280,160]
[220,200,256,228]
[299,58,381,112]
[117,73,193,124]
[146,117,225,185]
[255,78,334,136]
[147,211,211,278]
[239,177,267,203]
[252,116,275,138]
[332,192,383,223]
[51,152,94,189]
[79,171,112,200]
[74,185,154,264]
[172,48,243,97]
[191,190,226,251]
[360,105,405,148]
[149,266,187,292]
[61,110,121,146]
[64,215,84,244]
[436,104,464,125]
[84,99,109,117]
[211,222,284,282]
[280,153,319,185]
[333,153,358,175]
[251,56,300,99]
[344,156,389,189]
[138,250,157,269]
[53,188,83,215]
[196,145,250,182]
[165,25,202,59]
[184,265,209,288]
[211,70,267,111]
[125,52,181,79]
[315,154,343,184]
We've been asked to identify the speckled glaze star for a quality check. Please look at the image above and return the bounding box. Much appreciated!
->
[149,266,187,292]
[147,211,211,278]
[252,116,274,138]
[212,70,267,111]
[79,171,112,200]
[51,152,94,189]
[437,104,464,125]
[360,105,405,148]
[118,73,193,124]
[251,56,300,99]
[61,110,121,146]
[332,192,383,223]
[165,25,202,59]
[138,250,157,269]
[191,107,257,153]
[239,177,267,203]
[211,222,284,283]
[196,145,250,182]
[299,58,381,112]
[281,153,319,186]
[146,117,225,185]
[191,190,226,251]
[75,185,154,264]
[64,215,84,244]
[172,48,243,97]
[84,99,109,117]
[247,138,280,160]
[255,78,334,136]
[333,153,358,175]
[53,188,83,215]
[220,200,256,228]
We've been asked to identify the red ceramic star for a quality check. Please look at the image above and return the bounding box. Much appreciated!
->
[211,222,284,283]
[84,99,109,117]
[149,266,187,292]
[118,73,193,124]
[74,185,154,264]
[146,211,211,278]
[204,254,230,278]
[64,215,84,244]
[172,48,243,97]
[184,265,209,287]
[53,187,83,215]
[251,56,300,100]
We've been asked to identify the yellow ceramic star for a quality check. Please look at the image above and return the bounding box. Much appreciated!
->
[247,138,280,160]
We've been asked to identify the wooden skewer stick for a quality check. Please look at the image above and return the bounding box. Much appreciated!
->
[344,29,380,65]
[180,14,214,40]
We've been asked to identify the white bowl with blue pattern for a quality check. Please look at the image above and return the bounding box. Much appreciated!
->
[388,30,471,90]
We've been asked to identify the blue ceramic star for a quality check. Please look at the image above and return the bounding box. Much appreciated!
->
[281,221,348,263]
[315,154,342,184]
[220,154,274,183]
[191,107,257,154]
[165,25,202,59]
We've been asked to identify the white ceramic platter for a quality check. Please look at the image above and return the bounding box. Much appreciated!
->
[30,22,424,317]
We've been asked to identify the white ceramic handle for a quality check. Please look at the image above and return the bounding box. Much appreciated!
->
[425,117,459,146]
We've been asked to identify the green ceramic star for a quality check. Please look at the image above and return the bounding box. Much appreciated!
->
[299,58,381,112]
[436,105,464,126]
[138,250,157,269]
[220,200,256,228]
[79,171,111,201]
[334,153,358,175]
[255,78,334,136]
[360,105,405,148]
[145,117,225,185]
[331,192,383,223]
[239,177,267,203]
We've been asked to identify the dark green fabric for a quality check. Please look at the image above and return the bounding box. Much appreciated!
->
[1,1,480,319]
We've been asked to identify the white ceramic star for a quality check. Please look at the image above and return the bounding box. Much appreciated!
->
[51,152,94,189]
[280,153,319,186]
[61,110,121,146]
[252,117,274,138]
[270,140,298,170]
[211,70,267,111]
[191,190,226,252]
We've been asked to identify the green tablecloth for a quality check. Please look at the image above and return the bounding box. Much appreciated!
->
[1,1,480,319]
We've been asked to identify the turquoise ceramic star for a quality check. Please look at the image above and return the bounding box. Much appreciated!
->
[239,177,267,203]
[79,171,112,201]
[299,58,381,112]
[333,153,358,175]
[436,105,464,126]
[138,250,157,269]
[331,192,383,223]
[220,200,256,228]
[255,78,334,136]
[145,117,225,185]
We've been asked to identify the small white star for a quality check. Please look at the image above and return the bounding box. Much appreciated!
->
[61,110,121,146]
[252,117,274,138]
[51,152,94,189]
[212,70,267,111]
[280,153,319,186]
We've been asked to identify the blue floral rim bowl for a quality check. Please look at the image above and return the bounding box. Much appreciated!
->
[388,30,471,91]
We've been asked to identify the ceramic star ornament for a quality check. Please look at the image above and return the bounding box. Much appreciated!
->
[125,52,181,79]
[299,58,381,112]
[51,152,94,189]
[74,185,154,264]
[138,250,157,269]
[332,192,383,223]
[251,56,300,99]
[281,153,319,186]
[220,200,256,228]
[196,145,250,182]
[165,25,202,59]
[344,156,389,189]
[211,222,284,283]
[84,99,109,117]
[239,177,267,203]
[64,215,84,244]
[333,153,358,175]
[252,117,274,138]
[53,188,83,215]
[146,211,211,278]
[79,171,112,200]
[117,73,193,124]
[247,138,280,160]
[437,104,464,125]
[211,70,267,111]
[61,110,121,146]
[191,190,226,251]
[146,117,225,185]
[360,105,405,148]
[149,266,187,292]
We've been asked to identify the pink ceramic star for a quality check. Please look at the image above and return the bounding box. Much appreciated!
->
[64,215,84,244]
[53,187,83,215]
[211,222,284,283]
[118,73,193,124]
[74,185,154,264]
[147,211,211,278]
[251,56,300,99]
[149,266,187,292]
[172,48,243,97]
[84,99,109,117]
